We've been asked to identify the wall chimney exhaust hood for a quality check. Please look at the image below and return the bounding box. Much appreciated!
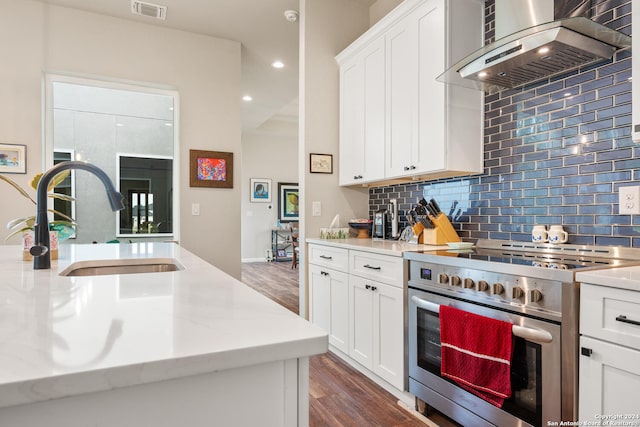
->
[438,0,631,93]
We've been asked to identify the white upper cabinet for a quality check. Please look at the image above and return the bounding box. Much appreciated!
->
[337,0,484,186]
[338,37,386,186]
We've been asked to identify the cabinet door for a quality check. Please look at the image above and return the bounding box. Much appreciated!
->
[309,264,349,353]
[349,275,374,368]
[373,282,404,390]
[385,12,417,178]
[579,336,640,421]
[415,0,446,174]
[339,38,385,186]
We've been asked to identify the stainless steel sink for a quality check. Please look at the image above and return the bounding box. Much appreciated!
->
[59,258,184,277]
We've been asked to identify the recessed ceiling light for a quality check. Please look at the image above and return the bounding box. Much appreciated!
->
[538,47,550,54]
[478,71,488,78]
[272,61,285,69]
[242,95,253,102]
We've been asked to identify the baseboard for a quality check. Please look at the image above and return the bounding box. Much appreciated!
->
[241,258,268,263]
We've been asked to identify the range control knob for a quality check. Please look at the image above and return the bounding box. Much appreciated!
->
[512,287,525,299]
[463,278,475,289]
[530,289,543,303]
[492,283,504,295]
[450,275,461,287]
[477,280,489,292]
[438,273,449,284]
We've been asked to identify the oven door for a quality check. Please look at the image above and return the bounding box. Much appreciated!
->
[407,287,562,427]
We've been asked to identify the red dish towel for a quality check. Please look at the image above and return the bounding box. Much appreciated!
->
[440,305,513,407]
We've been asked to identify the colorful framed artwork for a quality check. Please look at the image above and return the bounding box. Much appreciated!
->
[278,182,299,223]
[310,153,333,174]
[189,150,233,188]
[0,144,26,174]
[250,178,272,203]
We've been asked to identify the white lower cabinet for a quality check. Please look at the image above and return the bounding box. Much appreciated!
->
[349,274,404,390]
[309,263,349,353]
[308,243,406,392]
[579,336,640,419]
[579,283,640,422]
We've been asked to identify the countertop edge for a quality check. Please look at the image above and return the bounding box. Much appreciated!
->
[306,237,447,256]
[0,333,328,409]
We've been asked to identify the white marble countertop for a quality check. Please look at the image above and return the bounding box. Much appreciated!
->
[306,237,448,256]
[0,243,327,408]
[576,265,640,292]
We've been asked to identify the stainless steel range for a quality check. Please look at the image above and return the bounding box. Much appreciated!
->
[404,239,640,427]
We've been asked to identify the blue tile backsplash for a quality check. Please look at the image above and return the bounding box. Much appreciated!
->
[369,0,638,247]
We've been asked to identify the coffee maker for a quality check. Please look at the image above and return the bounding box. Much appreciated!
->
[372,199,399,239]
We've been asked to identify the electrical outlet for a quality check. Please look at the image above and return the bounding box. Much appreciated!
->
[619,186,640,214]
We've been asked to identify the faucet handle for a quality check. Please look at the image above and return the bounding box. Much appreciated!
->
[29,244,49,257]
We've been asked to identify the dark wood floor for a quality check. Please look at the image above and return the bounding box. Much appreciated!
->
[241,261,459,427]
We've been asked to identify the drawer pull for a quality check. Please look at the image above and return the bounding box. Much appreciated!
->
[320,255,333,260]
[320,271,329,276]
[581,347,593,357]
[616,315,640,326]
[364,264,381,271]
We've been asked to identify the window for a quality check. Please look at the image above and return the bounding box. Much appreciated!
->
[45,74,179,243]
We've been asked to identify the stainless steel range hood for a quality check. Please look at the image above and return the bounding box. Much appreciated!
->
[438,1,631,93]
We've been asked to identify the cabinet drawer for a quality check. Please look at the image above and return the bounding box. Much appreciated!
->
[581,283,640,349]
[350,250,403,287]
[308,244,349,272]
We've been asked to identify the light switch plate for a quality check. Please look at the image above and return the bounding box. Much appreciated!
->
[191,203,200,216]
[312,201,321,217]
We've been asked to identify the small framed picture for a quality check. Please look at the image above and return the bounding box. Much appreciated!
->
[0,144,26,174]
[189,150,233,188]
[278,182,299,223]
[277,249,287,257]
[250,178,272,203]
[310,153,333,174]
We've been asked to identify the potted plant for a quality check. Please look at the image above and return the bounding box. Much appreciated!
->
[1,171,75,260]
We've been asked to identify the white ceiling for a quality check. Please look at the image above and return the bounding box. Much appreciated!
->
[37,0,302,136]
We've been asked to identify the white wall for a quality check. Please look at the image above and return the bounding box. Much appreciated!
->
[370,0,403,25]
[0,1,242,278]
[241,132,298,261]
[299,0,373,316]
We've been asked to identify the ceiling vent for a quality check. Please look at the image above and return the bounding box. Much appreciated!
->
[131,0,167,20]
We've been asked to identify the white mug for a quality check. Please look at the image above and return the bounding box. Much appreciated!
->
[531,225,548,243]
[548,225,568,244]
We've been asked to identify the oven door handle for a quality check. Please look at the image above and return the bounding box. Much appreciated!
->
[410,295,553,344]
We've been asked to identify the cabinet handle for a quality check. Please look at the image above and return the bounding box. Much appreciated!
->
[371,286,377,292]
[320,271,329,276]
[403,166,410,171]
[581,347,593,357]
[616,315,640,326]
[365,284,371,290]
[364,264,381,270]
[354,175,363,180]
[320,255,333,260]
[410,165,416,170]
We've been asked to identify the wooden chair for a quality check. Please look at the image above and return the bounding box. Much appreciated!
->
[290,222,299,269]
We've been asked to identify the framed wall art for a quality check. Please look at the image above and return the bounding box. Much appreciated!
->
[278,182,299,223]
[189,150,233,188]
[310,153,333,174]
[250,178,272,203]
[0,144,26,174]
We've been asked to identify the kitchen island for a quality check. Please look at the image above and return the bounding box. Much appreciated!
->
[0,242,327,427]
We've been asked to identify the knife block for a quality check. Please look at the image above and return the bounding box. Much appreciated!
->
[421,227,448,245]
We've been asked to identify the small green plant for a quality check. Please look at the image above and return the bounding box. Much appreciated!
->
[1,172,76,241]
